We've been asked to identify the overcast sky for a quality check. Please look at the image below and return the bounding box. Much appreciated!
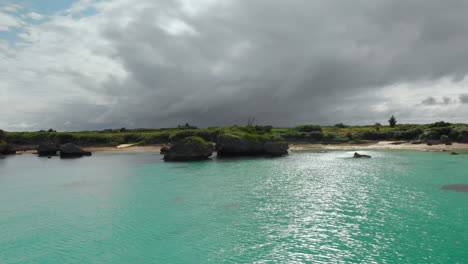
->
[1,0,468,131]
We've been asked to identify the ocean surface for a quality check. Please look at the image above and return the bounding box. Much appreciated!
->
[0,151,467,263]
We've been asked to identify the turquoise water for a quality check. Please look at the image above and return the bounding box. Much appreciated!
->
[0,151,467,263]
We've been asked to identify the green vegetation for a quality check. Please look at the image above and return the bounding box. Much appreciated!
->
[180,136,210,147]
[218,126,283,144]
[294,125,323,133]
[4,120,468,146]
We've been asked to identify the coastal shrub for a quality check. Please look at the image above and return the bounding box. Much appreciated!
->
[73,134,124,146]
[280,132,310,142]
[219,129,284,144]
[332,134,349,143]
[54,133,77,144]
[169,130,198,142]
[394,124,420,131]
[141,133,170,145]
[5,132,54,144]
[254,125,273,134]
[440,135,451,144]
[294,125,322,133]
[322,133,336,142]
[194,129,221,142]
[308,131,324,142]
[428,121,451,128]
[393,128,424,140]
[359,131,394,141]
[430,127,452,136]
[334,123,348,128]
[237,125,257,134]
[449,127,468,142]
[419,130,440,141]
[123,133,146,143]
[181,136,209,147]
[177,123,198,130]
[315,133,349,143]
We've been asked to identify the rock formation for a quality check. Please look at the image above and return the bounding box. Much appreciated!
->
[216,133,289,157]
[0,143,16,155]
[59,143,92,158]
[441,184,468,193]
[37,144,59,156]
[353,152,371,158]
[163,137,213,161]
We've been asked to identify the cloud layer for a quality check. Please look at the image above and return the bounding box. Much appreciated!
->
[2,0,468,131]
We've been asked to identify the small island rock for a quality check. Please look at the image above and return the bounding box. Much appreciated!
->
[354,152,371,158]
[163,136,212,161]
[37,144,59,156]
[441,184,468,193]
[216,133,263,156]
[59,143,92,158]
[263,141,289,156]
[160,145,170,154]
[0,143,16,155]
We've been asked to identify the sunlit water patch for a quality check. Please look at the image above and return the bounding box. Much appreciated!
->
[1,151,467,263]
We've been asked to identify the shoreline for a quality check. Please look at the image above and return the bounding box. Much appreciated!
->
[70,142,468,153]
[289,141,468,152]
[12,141,468,155]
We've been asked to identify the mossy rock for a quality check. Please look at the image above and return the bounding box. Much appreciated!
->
[163,136,213,161]
[59,143,92,158]
[37,144,59,156]
[263,141,289,156]
[0,141,16,155]
[216,133,264,156]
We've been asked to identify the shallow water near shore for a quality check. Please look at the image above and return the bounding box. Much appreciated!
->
[1,151,467,263]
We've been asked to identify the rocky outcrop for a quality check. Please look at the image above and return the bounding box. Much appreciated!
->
[160,145,170,154]
[0,130,15,155]
[59,143,92,158]
[353,152,371,158]
[426,140,443,146]
[451,152,460,155]
[37,144,59,156]
[216,133,263,156]
[163,137,213,161]
[441,184,468,193]
[0,143,16,155]
[216,133,289,157]
[263,141,289,156]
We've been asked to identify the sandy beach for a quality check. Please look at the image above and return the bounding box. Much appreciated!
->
[289,141,468,151]
[85,141,468,153]
[14,141,468,155]
[83,145,165,152]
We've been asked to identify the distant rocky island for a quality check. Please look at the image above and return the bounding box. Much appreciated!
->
[2,119,468,160]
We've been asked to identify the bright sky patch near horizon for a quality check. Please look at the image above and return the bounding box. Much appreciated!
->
[1,0,468,131]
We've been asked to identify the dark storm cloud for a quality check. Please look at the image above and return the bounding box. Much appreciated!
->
[459,94,468,104]
[89,0,468,128]
[4,0,468,130]
[422,96,457,106]
[422,97,437,106]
